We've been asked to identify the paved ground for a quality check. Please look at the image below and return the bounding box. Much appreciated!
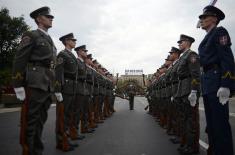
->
[136,97,235,151]
[0,97,234,155]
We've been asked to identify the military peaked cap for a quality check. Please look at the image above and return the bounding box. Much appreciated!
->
[92,59,98,63]
[169,47,181,53]
[75,45,88,52]
[30,6,54,19]
[59,33,77,42]
[177,34,195,43]
[199,5,225,21]
[87,54,92,59]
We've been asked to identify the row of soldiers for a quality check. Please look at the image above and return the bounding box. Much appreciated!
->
[146,35,200,155]
[55,33,116,151]
[11,6,116,155]
[146,5,234,155]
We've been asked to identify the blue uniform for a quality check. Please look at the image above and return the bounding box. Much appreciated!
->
[199,26,234,155]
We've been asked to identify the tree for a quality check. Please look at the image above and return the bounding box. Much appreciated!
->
[0,7,29,87]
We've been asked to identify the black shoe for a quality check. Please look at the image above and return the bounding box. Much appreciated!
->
[173,138,180,144]
[77,135,85,140]
[69,142,79,148]
[169,137,180,144]
[181,147,199,155]
[177,145,186,153]
[87,128,94,133]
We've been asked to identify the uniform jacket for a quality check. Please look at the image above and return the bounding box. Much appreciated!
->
[176,49,200,97]
[12,29,57,92]
[77,58,89,95]
[199,26,235,95]
[55,49,78,95]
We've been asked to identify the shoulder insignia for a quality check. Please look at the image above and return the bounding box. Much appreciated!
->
[219,35,228,45]
[191,79,199,85]
[20,36,31,46]
[56,57,64,65]
[222,71,232,79]
[190,55,197,63]
[12,72,24,80]
[54,81,61,87]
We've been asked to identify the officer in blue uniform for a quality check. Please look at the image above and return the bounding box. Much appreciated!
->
[198,5,234,155]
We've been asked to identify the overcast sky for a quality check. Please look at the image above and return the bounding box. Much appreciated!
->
[1,0,235,75]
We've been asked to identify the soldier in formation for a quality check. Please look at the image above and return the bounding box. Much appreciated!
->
[146,34,201,155]
[12,6,117,154]
[54,42,117,153]
[146,5,234,155]
[12,6,57,155]
[198,5,234,155]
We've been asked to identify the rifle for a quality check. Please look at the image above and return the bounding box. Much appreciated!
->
[144,105,149,111]
[115,73,119,87]
[142,74,146,87]
[20,88,29,155]
[196,0,218,28]
[56,100,70,150]
[115,93,129,100]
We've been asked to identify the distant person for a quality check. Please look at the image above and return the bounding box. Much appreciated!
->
[126,84,136,110]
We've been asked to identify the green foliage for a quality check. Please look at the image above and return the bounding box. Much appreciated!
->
[0,68,12,86]
[116,79,145,95]
[0,7,29,86]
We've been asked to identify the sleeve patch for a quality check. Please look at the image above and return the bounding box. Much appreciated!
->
[56,57,63,65]
[20,36,31,46]
[191,79,199,85]
[190,55,197,63]
[222,71,232,79]
[12,72,24,80]
[219,35,228,45]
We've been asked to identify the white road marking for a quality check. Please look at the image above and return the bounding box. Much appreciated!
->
[199,139,209,150]
[0,107,21,114]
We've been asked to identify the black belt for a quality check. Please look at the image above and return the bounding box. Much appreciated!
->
[86,81,93,84]
[28,62,52,69]
[202,64,219,72]
[64,73,76,80]
[179,76,190,80]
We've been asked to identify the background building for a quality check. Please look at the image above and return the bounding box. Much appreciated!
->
[119,69,147,87]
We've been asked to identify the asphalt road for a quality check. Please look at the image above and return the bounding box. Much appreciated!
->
[0,97,234,155]
[135,96,235,151]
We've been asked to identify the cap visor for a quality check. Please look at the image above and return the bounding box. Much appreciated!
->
[45,14,54,19]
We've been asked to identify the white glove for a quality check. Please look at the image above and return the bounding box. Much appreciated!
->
[170,96,174,102]
[14,87,26,101]
[188,90,197,107]
[55,92,63,102]
[217,87,230,105]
